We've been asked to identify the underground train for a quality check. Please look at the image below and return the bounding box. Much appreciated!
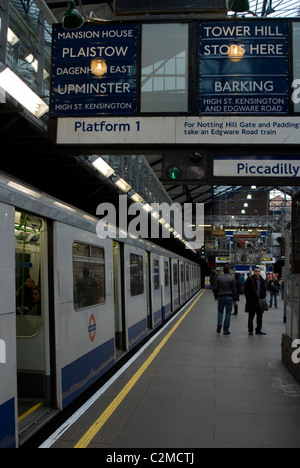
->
[0,172,201,448]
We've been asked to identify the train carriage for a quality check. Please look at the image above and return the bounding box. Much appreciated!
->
[0,173,201,448]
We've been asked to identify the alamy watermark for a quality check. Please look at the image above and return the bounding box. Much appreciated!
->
[96,196,204,250]
[0,339,6,364]
[291,339,300,365]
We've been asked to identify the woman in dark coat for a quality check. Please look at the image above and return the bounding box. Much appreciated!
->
[244,266,267,335]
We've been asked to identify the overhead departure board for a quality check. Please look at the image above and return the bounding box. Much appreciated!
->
[199,21,289,115]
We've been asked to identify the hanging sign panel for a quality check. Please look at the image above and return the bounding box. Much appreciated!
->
[213,155,300,179]
[199,21,289,115]
[51,24,138,117]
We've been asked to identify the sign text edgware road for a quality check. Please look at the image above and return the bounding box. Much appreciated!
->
[199,21,288,115]
[56,116,300,145]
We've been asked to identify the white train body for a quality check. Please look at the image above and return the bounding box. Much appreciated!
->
[0,174,201,447]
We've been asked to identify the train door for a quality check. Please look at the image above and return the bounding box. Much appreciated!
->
[113,241,126,357]
[151,254,162,329]
[145,251,151,329]
[179,261,185,305]
[171,260,179,310]
[186,264,190,299]
[162,257,171,320]
[15,211,55,443]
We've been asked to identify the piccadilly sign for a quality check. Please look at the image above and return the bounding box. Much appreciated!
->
[213,155,300,179]
[199,21,289,115]
[51,24,137,117]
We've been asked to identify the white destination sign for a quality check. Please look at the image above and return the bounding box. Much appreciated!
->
[56,116,300,145]
[214,157,300,178]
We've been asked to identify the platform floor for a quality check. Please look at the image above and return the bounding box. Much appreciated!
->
[47,290,300,448]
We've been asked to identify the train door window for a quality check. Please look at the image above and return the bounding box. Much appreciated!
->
[173,263,178,285]
[130,253,144,296]
[113,242,125,354]
[164,261,169,287]
[180,265,184,284]
[73,243,105,310]
[154,259,160,290]
[15,211,53,434]
[145,252,151,328]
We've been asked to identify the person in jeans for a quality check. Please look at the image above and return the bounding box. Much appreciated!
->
[244,266,267,335]
[268,273,280,308]
[214,265,237,335]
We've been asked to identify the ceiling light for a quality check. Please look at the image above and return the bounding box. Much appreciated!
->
[115,178,131,193]
[25,54,49,79]
[228,43,245,62]
[0,67,48,118]
[62,0,84,30]
[131,192,144,203]
[92,157,115,178]
[7,27,19,46]
[228,0,250,13]
[143,203,153,213]
[91,59,107,76]
[151,211,159,219]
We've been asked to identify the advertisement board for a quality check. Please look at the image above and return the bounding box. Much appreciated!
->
[51,24,138,117]
[199,21,289,115]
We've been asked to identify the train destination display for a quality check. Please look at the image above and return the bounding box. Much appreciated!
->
[199,21,289,115]
[51,24,137,116]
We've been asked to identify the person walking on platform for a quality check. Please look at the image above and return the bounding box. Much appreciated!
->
[244,266,267,336]
[214,265,237,335]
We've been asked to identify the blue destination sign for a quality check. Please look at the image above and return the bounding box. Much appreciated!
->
[51,24,137,117]
[199,21,289,115]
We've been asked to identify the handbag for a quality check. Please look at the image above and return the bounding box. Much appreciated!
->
[251,277,269,312]
[258,298,269,312]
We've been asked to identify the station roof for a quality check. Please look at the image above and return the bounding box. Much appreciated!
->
[44,0,300,20]
[1,0,300,225]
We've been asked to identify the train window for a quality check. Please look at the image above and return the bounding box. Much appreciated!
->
[165,261,169,287]
[173,263,178,285]
[180,264,184,284]
[130,254,144,296]
[15,211,43,337]
[73,243,105,310]
[154,259,160,290]
[186,265,189,282]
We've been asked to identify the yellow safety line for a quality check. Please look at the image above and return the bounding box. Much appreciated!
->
[74,289,205,448]
[18,401,44,422]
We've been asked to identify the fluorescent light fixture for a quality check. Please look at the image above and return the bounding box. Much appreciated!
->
[92,157,115,178]
[151,211,159,219]
[7,27,20,46]
[115,178,132,193]
[0,67,49,118]
[25,54,49,79]
[131,192,144,203]
[143,203,153,213]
